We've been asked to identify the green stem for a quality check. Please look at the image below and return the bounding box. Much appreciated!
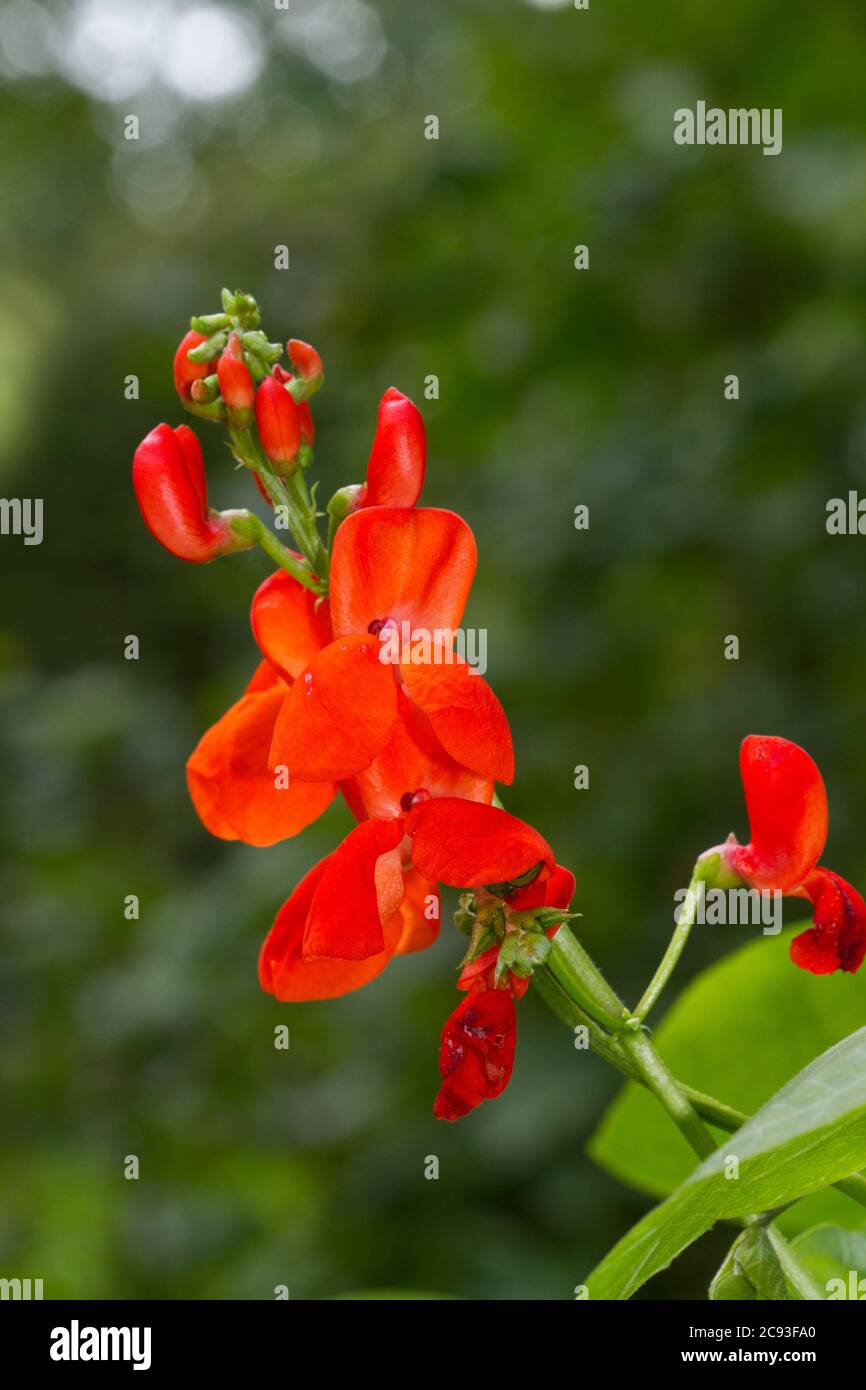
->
[285,470,329,581]
[618,1026,719,1160]
[532,964,866,1209]
[547,925,629,1033]
[634,865,700,1023]
[542,927,719,1161]
[230,512,323,594]
[229,426,329,586]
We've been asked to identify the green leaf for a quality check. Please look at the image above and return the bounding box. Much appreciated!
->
[590,924,866,1232]
[790,1223,866,1299]
[585,1026,866,1299]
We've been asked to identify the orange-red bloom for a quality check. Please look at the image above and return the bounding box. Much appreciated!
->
[186,507,513,847]
[435,861,575,1120]
[133,423,251,563]
[717,735,866,975]
[259,798,555,1003]
[268,504,513,797]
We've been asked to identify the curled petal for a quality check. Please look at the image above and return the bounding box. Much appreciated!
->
[133,423,237,562]
[259,858,397,1001]
[400,655,514,785]
[269,635,398,782]
[726,736,828,892]
[362,388,425,508]
[329,507,477,640]
[187,682,335,846]
[406,797,555,890]
[304,817,405,961]
[790,868,866,975]
[434,990,517,1121]
[251,570,332,682]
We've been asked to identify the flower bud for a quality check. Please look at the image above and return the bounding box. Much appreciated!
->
[133,423,255,562]
[217,332,255,424]
[286,338,324,400]
[361,388,425,508]
[255,373,302,473]
[173,330,211,401]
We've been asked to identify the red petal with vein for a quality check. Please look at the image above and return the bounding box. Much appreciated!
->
[406,797,555,889]
[434,990,517,1121]
[726,736,828,892]
[364,388,426,508]
[269,635,398,782]
[251,569,332,682]
[259,857,397,1001]
[329,507,477,639]
[401,655,514,784]
[790,868,866,975]
[187,685,335,846]
[304,818,405,960]
[348,692,493,820]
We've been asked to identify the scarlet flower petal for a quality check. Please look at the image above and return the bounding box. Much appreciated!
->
[304,818,405,961]
[251,570,332,682]
[269,635,399,782]
[509,862,576,915]
[259,858,397,1001]
[434,990,517,1121]
[187,683,335,846]
[390,870,441,955]
[791,868,866,976]
[363,388,426,508]
[347,691,494,820]
[133,423,233,562]
[726,736,828,892]
[400,655,514,785]
[255,375,301,465]
[173,330,209,400]
[406,797,555,890]
[329,507,477,640]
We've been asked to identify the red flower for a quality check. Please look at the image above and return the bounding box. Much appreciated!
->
[716,735,866,975]
[258,797,554,1000]
[132,423,252,563]
[217,332,254,415]
[435,861,575,1120]
[287,338,324,390]
[186,507,512,847]
[173,330,210,401]
[357,388,425,509]
[255,373,302,469]
[268,505,513,797]
[434,991,516,1122]
[456,863,576,1001]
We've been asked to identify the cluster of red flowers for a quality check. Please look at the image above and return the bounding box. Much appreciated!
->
[133,292,865,1121]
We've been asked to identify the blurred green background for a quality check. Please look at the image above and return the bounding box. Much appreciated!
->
[2,0,866,1300]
